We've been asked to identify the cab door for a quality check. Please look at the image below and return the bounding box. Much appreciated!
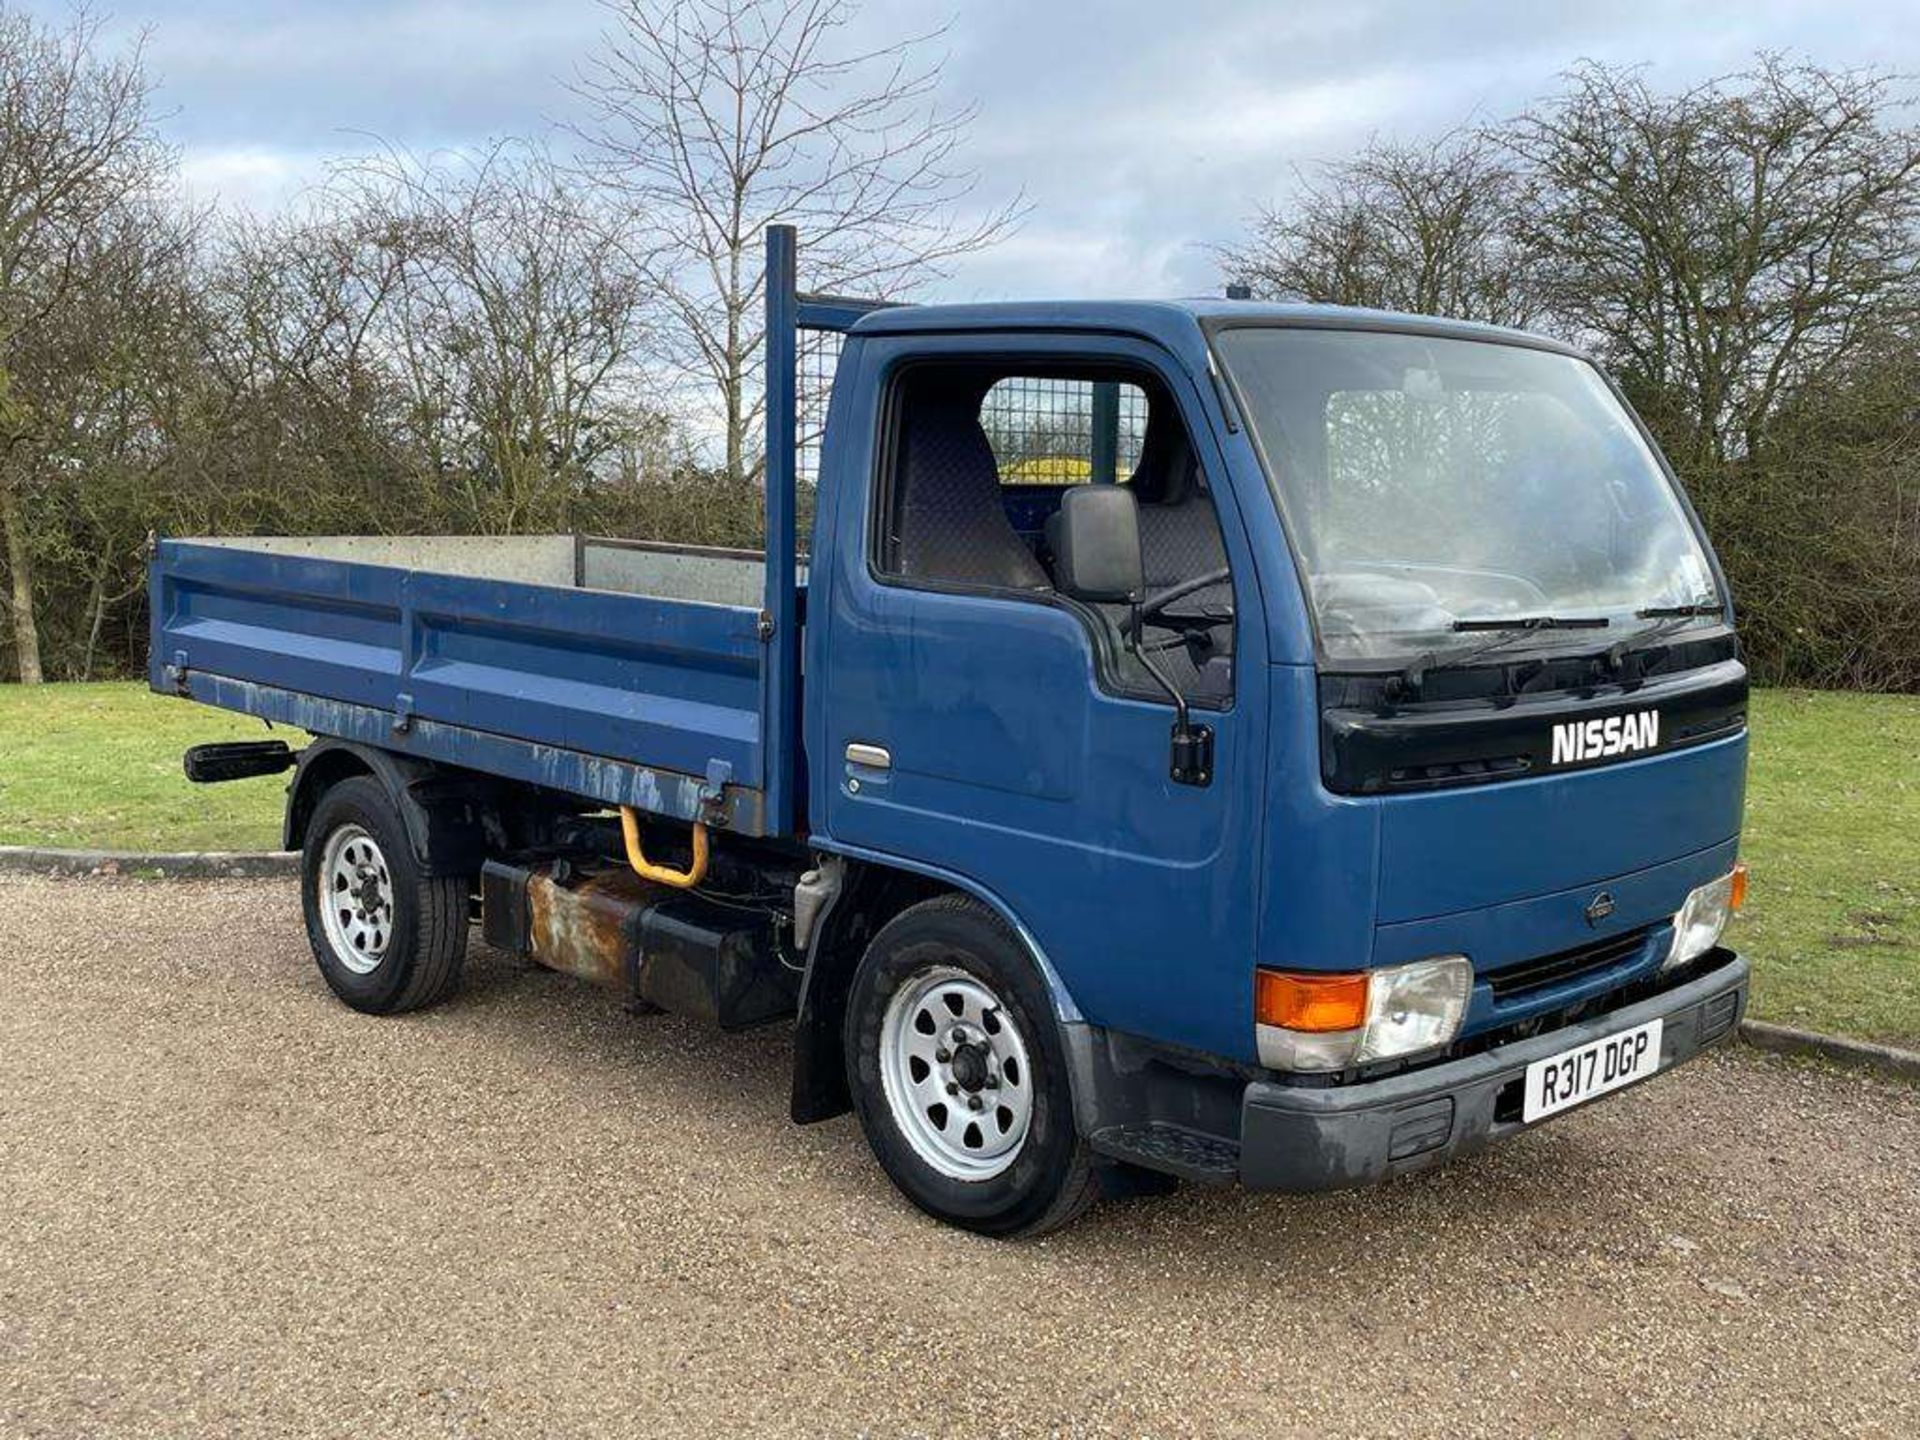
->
[809,330,1269,1060]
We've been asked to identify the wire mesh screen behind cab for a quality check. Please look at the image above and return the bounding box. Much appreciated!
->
[797,328,844,492]
[797,350,1152,488]
[978,378,1149,485]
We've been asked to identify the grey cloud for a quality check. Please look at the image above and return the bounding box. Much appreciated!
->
[33,0,1919,297]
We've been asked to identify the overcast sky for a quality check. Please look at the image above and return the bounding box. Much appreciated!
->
[30,0,1920,300]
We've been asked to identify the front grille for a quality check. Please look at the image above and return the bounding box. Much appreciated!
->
[1318,650,1748,797]
[1485,926,1654,1001]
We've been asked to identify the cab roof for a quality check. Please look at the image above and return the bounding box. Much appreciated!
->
[849,297,1587,360]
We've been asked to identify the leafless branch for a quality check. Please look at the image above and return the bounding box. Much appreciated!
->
[568,0,1022,483]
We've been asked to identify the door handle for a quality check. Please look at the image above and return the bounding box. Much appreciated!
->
[845,742,892,770]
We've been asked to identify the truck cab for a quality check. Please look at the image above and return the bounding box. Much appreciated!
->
[793,291,1745,1215]
[153,228,1749,1236]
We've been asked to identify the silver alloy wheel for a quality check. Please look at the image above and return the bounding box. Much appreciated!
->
[879,965,1035,1180]
[318,824,395,975]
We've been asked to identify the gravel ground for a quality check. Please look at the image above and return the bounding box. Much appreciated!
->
[2,876,1915,1439]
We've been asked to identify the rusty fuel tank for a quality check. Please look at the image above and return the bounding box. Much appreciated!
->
[479,860,798,1030]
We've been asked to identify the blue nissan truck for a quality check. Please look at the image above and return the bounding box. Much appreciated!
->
[150,226,1750,1236]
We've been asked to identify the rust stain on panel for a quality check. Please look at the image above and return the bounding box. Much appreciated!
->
[525,869,657,990]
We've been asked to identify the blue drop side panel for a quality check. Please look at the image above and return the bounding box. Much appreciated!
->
[150,539,772,826]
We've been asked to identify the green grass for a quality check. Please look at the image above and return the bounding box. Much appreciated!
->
[0,682,1915,1046]
[1734,689,1920,1049]
[0,683,299,852]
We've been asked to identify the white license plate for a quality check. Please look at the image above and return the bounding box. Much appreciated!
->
[1522,1018,1663,1123]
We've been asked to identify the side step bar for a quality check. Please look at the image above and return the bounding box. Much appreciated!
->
[1088,1122,1239,1186]
[183,740,297,783]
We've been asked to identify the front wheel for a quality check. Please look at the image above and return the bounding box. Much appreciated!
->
[300,775,469,1015]
[844,895,1096,1237]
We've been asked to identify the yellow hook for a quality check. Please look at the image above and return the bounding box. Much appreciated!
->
[619,808,709,889]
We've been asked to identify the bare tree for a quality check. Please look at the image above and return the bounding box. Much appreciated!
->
[1220,132,1538,327]
[0,8,164,683]
[40,198,200,678]
[571,0,1020,484]
[208,206,406,420]
[1504,57,1920,465]
[0,5,167,682]
[333,140,659,531]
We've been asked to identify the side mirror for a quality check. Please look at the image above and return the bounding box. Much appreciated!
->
[1049,484,1212,789]
[1050,485,1144,603]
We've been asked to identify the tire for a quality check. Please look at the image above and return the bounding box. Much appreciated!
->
[844,894,1096,1237]
[300,775,469,1015]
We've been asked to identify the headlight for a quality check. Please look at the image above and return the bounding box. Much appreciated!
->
[1663,863,1745,972]
[1255,956,1472,1072]
[1359,957,1474,1062]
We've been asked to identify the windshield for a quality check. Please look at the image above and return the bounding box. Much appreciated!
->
[1213,326,1721,665]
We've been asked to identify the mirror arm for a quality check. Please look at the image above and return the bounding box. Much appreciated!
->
[1127,596,1213,787]
[1127,597,1190,731]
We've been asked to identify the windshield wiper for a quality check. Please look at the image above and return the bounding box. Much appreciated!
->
[1450,614,1611,632]
[1387,602,1719,703]
[1593,598,1726,676]
[1566,597,1724,680]
[1635,601,1722,620]
[1387,615,1610,701]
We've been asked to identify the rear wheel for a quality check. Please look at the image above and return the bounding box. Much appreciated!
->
[300,776,468,1014]
[845,895,1095,1237]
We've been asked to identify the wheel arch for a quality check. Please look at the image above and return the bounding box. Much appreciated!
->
[788,845,1084,1124]
[284,740,488,876]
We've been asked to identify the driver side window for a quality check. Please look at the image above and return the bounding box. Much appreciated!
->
[875,360,1235,706]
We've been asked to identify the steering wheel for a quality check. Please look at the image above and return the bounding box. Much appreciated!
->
[1122,566,1233,638]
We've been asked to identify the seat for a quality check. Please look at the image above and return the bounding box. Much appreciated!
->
[1131,410,1229,596]
[894,377,1051,591]
[1127,409,1234,701]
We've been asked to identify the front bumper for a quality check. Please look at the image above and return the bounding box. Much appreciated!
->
[1239,950,1748,1191]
